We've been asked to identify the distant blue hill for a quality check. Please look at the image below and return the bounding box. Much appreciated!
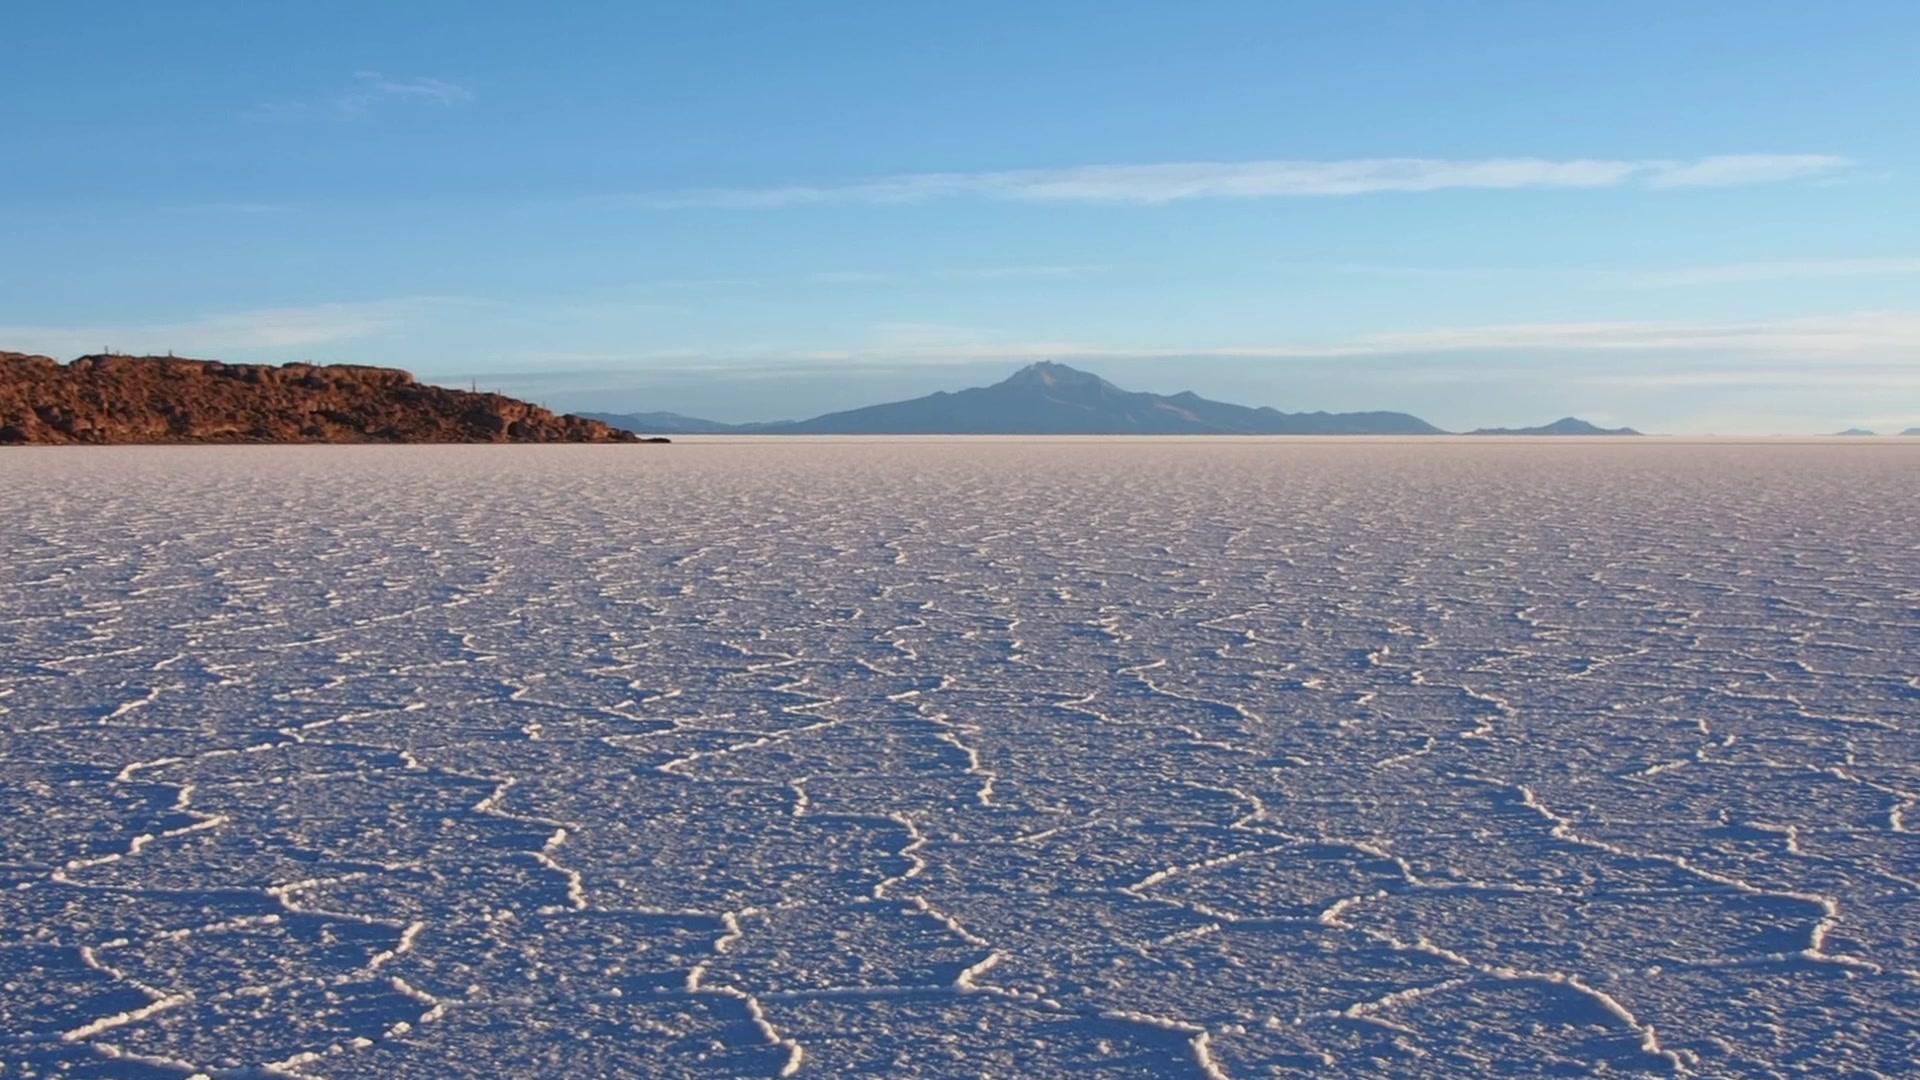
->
[574,409,771,435]
[1467,417,1642,436]
[584,361,1445,435]
[1832,428,1878,436]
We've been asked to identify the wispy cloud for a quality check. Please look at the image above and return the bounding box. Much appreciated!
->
[0,298,459,358]
[346,71,472,108]
[165,201,296,216]
[1622,257,1920,287]
[647,154,1854,208]
[931,264,1111,280]
[761,312,1920,366]
[805,270,894,285]
[1327,312,1920,358]
[1577,369,1920,389]
[618,265,1112,291]
[249,71,473,120]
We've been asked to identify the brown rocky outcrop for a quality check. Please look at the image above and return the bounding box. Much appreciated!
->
[0,352,651,444]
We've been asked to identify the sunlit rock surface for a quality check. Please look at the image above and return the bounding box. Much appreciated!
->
[2,440,1915,1078]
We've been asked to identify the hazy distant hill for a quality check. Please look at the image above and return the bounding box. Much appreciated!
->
[593,362,1444,435]
[1904,428,1920,436]
[1833,428,1877,436]
[577,409,763,435]
[1467,417,1642,436]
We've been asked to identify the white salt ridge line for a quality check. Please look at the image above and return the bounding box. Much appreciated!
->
[1744,820,1808,857]
[872,813,927,900]
[1323,974,1475,1034]
[1312,878,1695,1071]
[1156,922,1224,946]
[924,711,998,806]
[901,895,993,948]
[277,700,428,744]
[115,755,186,783]
[1316,892,1384,927]
[153,913,282,942]
[1510,781,1895,977]
[1179,780,1269,829]
[389,975,449,1026]
[1132,664,1268,731]
[684,964,804,1077]
[72,860,428,1045]
[1375,926,1688,1072]
[756,983,949,1002]
[61,992,194,1042]
[69,937,172,1006]
[1374,736,1436,770]
[656,710,852,778]
[261,1048,341,1078]
[528,827,589,913]
[367,920,427,972]
[1098,1009,1230,1080]
[77,1039,211,1078]
[1169,724,1253,755]
[943,948,1004,995]
[265,872,437,982]
[713,908,757,954]
[1121,842,1293,896]
[1012,824,1071,846]
[103,683,172,720]
[55,784,230,882]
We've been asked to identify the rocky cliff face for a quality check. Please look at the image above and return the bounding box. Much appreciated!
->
[0,352,641,444]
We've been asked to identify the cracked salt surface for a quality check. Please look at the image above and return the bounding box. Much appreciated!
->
[2,439,1916,1078]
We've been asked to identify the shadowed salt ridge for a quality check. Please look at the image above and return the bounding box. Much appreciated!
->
[1,441,1916,1078]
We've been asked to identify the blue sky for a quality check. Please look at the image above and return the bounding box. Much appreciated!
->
[5,1,1918,432]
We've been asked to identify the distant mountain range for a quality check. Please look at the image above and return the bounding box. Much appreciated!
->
[1467,417,1642,436]
[1833,428,1878,436]
[589,409,748,435]
[583,362,1639,436]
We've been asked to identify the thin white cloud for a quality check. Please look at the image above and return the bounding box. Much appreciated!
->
[648,154,1854,208]
[165,201,295,216]
[1578,369,1920,389]
[806,270,894,284]
[0,298,459,358]
[760,312,1920,366]
[1641,155,1849,189]
[809,265,1110,283]
[1330,313,1920,358]
[932,264,1112,279]
[249,71,473,120]
[1623,257,1920,287]
[347,71,472,108]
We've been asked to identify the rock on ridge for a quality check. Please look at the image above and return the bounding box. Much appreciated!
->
[0,352,646,445]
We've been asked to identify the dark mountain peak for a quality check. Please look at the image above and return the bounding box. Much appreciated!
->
[998,361,1115,393]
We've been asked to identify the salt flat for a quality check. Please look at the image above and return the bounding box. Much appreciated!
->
[2,439,1915,1078]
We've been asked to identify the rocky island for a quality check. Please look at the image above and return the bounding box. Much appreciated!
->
[0,352,650,445]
